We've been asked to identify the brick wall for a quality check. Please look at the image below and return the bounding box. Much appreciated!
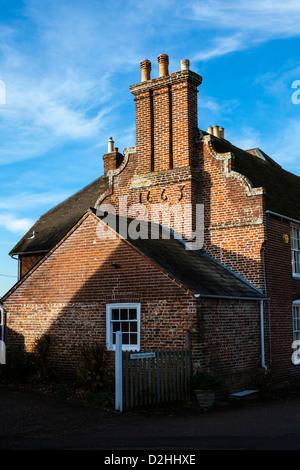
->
[102,133,266,290]
[100,58,265,290]
[264,213,300,385]
[195,298,261,391]
[199,137,266,290]
[3,213,198,375]
[3,212,262,391]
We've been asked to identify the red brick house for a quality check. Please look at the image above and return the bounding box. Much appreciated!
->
[1,54,300,392]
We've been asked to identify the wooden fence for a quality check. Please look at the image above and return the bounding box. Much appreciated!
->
[122,333,192,409]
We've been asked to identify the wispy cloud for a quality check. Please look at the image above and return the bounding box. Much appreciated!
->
[0,189,69,235]
[0,190,70,211]
[193,34,246,61]
[0,1,129,165]
[188,0,300,35]
[0,214,34,233]
[187,0,300,60]
[0,69,114,164]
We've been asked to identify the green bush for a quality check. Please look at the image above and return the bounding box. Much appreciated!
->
[86,391,115,408]
[254,366,274,393]
[189,369,224,391]
[0,347,36,384]
[76,342,114,393]
[0,335,55,385]
[34,334,55,380]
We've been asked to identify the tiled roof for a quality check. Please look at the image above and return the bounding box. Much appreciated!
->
[9,175,108,255]
[210,137,300,221]
[3,208,264,302]
[95,210,265,299]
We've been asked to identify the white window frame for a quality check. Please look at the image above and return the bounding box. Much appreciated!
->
[293,300,300,341]
[106,303,141,351]
[291,226,300,277]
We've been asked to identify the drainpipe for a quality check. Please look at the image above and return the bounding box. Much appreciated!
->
[0,305,6,364]
[260,300,266,369]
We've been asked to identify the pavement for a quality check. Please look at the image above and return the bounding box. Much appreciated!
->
[1,385,300,451]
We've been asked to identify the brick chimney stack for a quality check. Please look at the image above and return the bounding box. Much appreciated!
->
[103,137,123,174]
[130,54,202,174]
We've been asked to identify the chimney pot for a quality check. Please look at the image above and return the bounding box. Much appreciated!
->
[219,127,224,139]
[158,53,169,76]
[108,137,114,152]
[114,147,118,152]
[140,59,151,81]
[207,126,213,135]
[213,125,219,137]
[181,59,190,71]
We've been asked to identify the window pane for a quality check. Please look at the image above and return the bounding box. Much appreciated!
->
[292,227,298,249]
[122,322,129,332]
[295,252,300,274]
[129,309,137,320]
[112,321,120,332]
[293,304,300,344]
[112,309,119,320]
[122,333,129,344]
[296,306,300,330]
[297,229,300,250]
[130,322,137,332]
[291,228,295,248]
[121,309,128,320]
[130,333,137,345]
[291,227,300,274]
[295,331,300,341]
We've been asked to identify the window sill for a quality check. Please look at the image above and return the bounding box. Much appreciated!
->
[107,345,140,352]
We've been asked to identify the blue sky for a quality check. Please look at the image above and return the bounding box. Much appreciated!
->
[1,0,300,296]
